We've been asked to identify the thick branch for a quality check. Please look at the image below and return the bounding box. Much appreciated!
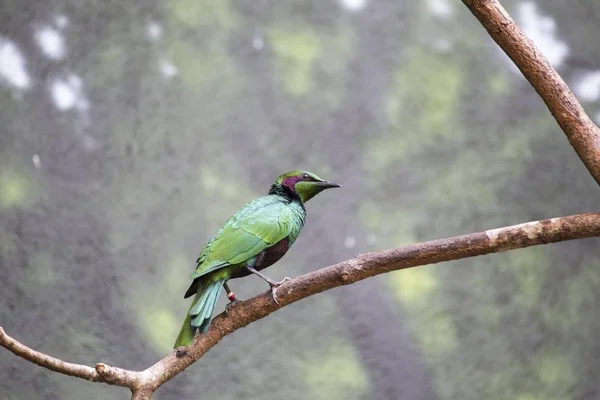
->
[130,388,154,400]
[462,0,600,185]
[142,212,600,389]
[2,213,600,398]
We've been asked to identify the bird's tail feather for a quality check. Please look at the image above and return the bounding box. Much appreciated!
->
[173,278,225,348]
[173,301,195,348]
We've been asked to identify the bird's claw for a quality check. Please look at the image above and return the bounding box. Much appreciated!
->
[269,277,291,305]
[275,276,291,286]
[224,299,240,315]
[270,285,281,305]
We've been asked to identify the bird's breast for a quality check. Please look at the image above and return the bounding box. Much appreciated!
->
[255,237,290,271]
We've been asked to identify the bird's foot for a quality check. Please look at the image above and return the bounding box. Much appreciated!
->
[269,277,291,305]
[276,276,292,285]
[224,299,240,315]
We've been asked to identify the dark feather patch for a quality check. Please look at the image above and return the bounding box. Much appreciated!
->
[184,278,200,298]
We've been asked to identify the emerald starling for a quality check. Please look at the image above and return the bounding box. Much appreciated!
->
[174,170,340,348]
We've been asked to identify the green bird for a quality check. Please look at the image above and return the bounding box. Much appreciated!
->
[174,170,340,348]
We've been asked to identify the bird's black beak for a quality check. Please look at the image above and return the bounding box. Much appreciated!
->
[317,181,341,189]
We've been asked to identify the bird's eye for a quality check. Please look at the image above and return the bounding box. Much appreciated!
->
[302,173,310,180]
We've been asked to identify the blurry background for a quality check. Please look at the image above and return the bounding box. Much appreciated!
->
[1,0,600,399]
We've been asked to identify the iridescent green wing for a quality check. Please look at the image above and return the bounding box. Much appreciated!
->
[190,196,295,280]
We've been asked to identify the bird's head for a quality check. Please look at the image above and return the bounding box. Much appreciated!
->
[270,170,340,203]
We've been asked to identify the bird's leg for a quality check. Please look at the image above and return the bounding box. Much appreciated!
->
[244,266,291,286]
[223,282,239,314]
[244,266,291,304]
[223,282,237,302]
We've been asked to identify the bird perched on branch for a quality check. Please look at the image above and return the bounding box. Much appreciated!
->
[174,170,340,348]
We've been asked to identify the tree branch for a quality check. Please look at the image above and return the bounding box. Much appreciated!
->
[0,327,99,381]
[0,327,141,390]
[461,0,600,185]
[2,212,600,398]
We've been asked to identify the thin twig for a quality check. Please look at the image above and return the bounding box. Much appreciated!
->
[0,327,100,381]
[0,327,140,389]
[461,0,600,185]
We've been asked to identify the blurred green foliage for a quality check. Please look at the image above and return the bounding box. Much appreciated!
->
[305,339,370,400]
